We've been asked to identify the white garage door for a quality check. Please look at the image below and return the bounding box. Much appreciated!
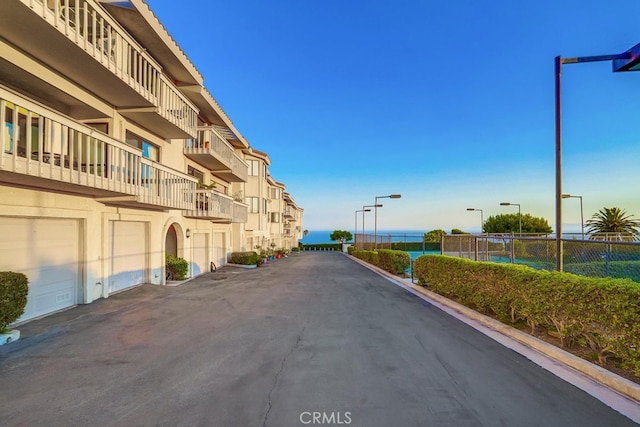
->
[110,221,146,294]
[0,217,79,322]
[213,232,225,269]
[191,233,208,277]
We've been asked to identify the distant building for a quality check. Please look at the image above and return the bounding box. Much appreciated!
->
[0,0,302,323]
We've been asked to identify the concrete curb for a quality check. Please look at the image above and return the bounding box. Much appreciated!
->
[0,329,20,345]
[345,254,640,419]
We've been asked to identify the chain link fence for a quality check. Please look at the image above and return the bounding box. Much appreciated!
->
[442,234,640,282]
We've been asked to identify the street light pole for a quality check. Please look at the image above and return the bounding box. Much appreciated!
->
[355,208,371,249]
[562,194,584,239]
[373,194,401,249]
[363,204,381,249]
[500,202,521,236]
[466,208,484,234]
[554,46,637,271]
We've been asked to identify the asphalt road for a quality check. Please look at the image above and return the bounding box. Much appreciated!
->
[0,252,636,426]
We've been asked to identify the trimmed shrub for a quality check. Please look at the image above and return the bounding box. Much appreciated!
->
[230,251,262,265]
[351,249,410,276]
[166,255,189,280]
[300,243,341,251]
[377,249,411,275]
[0,272,29,331]
[291,247,301,252]
[413,254,640,375]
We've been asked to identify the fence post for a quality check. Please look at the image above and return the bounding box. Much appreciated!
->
[474,236,479,261]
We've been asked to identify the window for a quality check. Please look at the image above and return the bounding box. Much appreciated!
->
[126,131,159,161]
[187,165,204,182]
[271,188,281,199]
[263,198,268,214]
[271,212,280,223]
[248,160,259,176]
[246,197,259,213]
[142,141,159,161]
[85,122,109,134]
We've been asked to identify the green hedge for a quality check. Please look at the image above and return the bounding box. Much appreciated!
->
[166,255,189,280]
[300,243,341,251]
[413,255,640,375]
[230,251,262,265]
[390,242,440,251]
[0,272,29,332]
[351,249,410,276]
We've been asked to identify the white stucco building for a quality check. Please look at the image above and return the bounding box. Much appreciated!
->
[0,0,303,323]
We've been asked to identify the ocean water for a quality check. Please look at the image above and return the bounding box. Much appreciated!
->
[300,230,428,245]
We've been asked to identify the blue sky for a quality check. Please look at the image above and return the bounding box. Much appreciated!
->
[149,0,640,234]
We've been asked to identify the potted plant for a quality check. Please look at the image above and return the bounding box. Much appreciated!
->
[255,245,268,264]
[197,181,216,190]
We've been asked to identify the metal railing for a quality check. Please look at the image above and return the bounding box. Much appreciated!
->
[1,88,196,210]
[442,234,640,282]
[25,0,197,136]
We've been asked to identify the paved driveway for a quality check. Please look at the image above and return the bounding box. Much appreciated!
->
[0,252,637,426]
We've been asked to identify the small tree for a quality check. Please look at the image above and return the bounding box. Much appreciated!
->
[483,213,552,234]
[330,230,353,243]
[451,228,469,234]
[586,207,640,240]
[424,229,446,242]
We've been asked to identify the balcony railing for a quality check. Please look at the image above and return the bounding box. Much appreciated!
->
[233,201,248,223]
[0,88,196,210]
[184,128,249,182]
[22,0,197,137]
[186,190,233,221]
[185,190,248,223]
[284,208,297,221]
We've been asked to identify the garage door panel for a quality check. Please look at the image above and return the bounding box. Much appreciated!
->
[0,218,79,322]
[213,232,225,268]
[191,233,208,277]
[110,221,146,294]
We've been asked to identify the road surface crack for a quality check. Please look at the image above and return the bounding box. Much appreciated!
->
[262,327,305,427]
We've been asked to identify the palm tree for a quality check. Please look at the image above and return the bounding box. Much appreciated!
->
[585,207,640,241]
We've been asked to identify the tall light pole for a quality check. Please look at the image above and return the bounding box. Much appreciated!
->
[363,204,381,249]
[466,208,484,234]
[500,202,521,236]
[562,194,584,239]
[374,194,401,249]
[355,208,371,249]
[555,43,639,271]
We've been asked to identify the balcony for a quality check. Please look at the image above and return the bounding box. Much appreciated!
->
[283,208,297,221]
[185,190,248,223]
[2,0,197,138]
[0,88,197,210]
[184,128,248,182]
[233,201,248,223]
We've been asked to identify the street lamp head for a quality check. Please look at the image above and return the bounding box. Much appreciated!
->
[467,208,476,211]
[500,202,511,206]
[364,209,371,212]
[562,194,572,199]
[390,194,402,199]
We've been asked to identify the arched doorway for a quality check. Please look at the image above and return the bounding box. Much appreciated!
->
[165,224,178,257]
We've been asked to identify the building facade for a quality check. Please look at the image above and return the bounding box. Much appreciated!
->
[0,0,303,323]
